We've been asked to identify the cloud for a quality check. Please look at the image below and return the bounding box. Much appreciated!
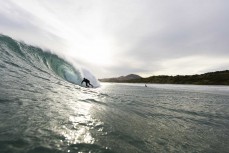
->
[0,0,229,78]
[0,0,66,52]
[105,0,229,77]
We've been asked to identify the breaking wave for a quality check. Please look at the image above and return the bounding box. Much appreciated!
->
[0,34,100,87]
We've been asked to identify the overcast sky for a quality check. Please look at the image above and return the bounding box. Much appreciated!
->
[1,0,229,78]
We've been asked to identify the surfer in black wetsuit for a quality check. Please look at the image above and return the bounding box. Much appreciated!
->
[81,78,93,88]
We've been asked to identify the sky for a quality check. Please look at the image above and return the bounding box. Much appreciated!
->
[0,0,229,78]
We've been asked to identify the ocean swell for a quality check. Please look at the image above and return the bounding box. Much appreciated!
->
[0,34,99,87]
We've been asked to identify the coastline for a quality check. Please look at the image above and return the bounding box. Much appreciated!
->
[99,70,229,85]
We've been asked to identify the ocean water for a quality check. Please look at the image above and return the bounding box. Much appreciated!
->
[1,35,229,153]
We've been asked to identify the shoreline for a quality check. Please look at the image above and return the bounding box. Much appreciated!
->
[99,70,229,86]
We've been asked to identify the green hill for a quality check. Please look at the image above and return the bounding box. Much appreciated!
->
[99,70,229,85]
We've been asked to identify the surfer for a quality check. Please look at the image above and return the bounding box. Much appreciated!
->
[81,78,93,88]
[145,84,147,87]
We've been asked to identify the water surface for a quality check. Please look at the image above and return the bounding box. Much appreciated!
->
[1,35,229,153]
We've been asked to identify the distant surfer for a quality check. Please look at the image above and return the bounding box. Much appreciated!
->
[81,78,93,88]
[145,84,147,87]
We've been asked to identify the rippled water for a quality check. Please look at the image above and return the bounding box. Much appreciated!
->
[1,80,229,153]
[1,35,229,153]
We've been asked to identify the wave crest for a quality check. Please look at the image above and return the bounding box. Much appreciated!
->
[0,34,100,87]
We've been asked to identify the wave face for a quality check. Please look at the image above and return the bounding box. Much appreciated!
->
[0,34,99,87]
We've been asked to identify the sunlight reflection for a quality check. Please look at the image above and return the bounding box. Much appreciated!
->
[48,85,108,150]
[60,102,95,145]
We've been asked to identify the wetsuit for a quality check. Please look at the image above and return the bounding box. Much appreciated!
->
[81,78,93,87]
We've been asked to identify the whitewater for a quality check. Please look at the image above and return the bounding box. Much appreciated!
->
[0,35,229,153]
